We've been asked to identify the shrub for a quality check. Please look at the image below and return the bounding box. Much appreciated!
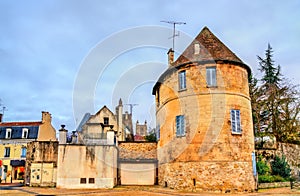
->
[144,132,156,142]
[271,155,291,178]
[257,155,270,175]
[258,175,273,183]
[272,175,285,182]
[258,175,285,183]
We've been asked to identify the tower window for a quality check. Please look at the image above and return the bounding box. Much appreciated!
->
[176,115,185,137]
[231,109,241,133]
[206,67,217,87]
[178,70,186,90]
[156,124,160,141]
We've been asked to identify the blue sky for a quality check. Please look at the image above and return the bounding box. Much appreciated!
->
[0,0,299,132]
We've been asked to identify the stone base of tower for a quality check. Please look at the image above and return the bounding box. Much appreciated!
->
[158,161,256,193]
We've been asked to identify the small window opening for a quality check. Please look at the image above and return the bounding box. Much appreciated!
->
[80,178,87,184]
[103,117,109,125]
[193,178,196,186]
[164,181,168,187]
[89,178,95,184]
[194,43,200,54]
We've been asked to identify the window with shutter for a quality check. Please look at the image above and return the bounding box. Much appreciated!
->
[231,109,241,133]
[206,67,217,87]
[176,115,185,136]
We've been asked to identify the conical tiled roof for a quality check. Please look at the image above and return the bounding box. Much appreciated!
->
[174,27,245,66]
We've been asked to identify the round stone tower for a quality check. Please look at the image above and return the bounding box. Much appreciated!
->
[152,27,256,192]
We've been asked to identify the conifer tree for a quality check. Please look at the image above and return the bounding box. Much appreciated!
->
[252,44,300,144]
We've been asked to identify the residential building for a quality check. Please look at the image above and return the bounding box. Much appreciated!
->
[0,111,56,182]
[152,27,256,192]
[77,99,133,144]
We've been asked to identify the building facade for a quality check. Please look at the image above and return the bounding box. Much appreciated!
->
[152,27,256,192]
[77,99,133,143]
[0,111,56,183]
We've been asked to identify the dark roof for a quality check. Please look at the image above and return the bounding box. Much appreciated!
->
[76,113,91,132]
[152,27,251,94]
[173,26,245,65]
[0,121,42,127]
[0,125,39,139]
[0,122,41,139]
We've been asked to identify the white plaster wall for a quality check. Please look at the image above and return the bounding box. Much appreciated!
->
[57,145,117,189]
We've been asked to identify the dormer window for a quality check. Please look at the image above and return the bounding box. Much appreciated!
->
[22,128,28,138]
[5,128,12,139]
[194,43,200,54]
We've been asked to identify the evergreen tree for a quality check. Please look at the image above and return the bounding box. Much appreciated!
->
[258,44,281,86]
[251,44,300,144]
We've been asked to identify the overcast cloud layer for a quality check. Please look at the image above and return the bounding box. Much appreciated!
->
[0,0,299,133]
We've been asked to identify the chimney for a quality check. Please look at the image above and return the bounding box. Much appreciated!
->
[107,125,115,145]
[42,111,51,123]
[167,48,174,66]
[71,131,77,144]
[0,113,2,123]
[59,125,68,144]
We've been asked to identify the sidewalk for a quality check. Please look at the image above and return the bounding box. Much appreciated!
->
[1,185,300,195]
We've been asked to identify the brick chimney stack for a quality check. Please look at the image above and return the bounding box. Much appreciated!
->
[167,48,174,67]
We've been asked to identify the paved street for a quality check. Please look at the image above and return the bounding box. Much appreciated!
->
[1,184,300,196]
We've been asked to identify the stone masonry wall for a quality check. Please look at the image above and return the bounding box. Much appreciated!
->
[159,161,255,193]
[256,142,300,177]
[118,142,157,160]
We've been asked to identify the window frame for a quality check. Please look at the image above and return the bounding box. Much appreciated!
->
[22,128,28,139]
[80,178,87,184]
[103,117,109,125]
[176,115,185,137]
[206,66,217,87]
[88,178,95,184]
[156,124,160,141]
[230,109,242,134]
[194,43,200,54]
[178,70,186,91]
[5,128,12,139]
[21,147,27,158]
[4,147,10,157]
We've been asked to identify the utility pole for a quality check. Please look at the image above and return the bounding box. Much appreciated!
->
[160,20,186,50]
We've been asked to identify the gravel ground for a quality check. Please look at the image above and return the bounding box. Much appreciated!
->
[1,185,300,195]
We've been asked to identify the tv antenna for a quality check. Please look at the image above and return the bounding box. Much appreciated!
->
[161,20,186,50]
[125,103,138,115]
